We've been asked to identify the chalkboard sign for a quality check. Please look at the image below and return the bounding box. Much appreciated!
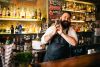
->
[49,0,62,20]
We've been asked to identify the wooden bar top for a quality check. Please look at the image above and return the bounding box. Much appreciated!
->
[40,53,100,67]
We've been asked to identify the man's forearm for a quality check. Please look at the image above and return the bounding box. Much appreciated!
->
[60,33,77,46]
[44,34,52,43]
[41,33,53,44]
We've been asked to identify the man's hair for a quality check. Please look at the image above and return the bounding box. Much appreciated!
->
[61,11,72,17]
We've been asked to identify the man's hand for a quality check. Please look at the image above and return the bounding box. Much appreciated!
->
[48,25,57,36]
[56,24,63,35]
[40,45,46,49]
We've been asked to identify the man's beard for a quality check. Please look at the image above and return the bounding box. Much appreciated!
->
[61,20,71,29]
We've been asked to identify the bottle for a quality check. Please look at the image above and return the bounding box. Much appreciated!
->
[18,24,22,34]
[10,6,13,18]
[6,7,10,18]
[24,42,27,52]
[10,25,14,34]
[32,9,35,19]
[0,5,2,17]
[15,37,20,51]
[34,9,37,19]
[62,3,66,10]
[16,8,20,18]
[2,7,6,18]
[35,33,40,41]
[26,8,31,19]
[5,37,11,45]
[12,37,16,50]
[13,6,16,18]
[20,38,24,52]
[20,7,25,18]
[39,9,42,20]
[15,26,19,34]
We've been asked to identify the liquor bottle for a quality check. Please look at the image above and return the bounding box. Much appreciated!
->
[16,8,20,18]
[20,38,24,52]
[34,9,37,19]
[15,26,19,34]
[18,24,22,34]
[0,5,2,17]
[39,9,42,20]
[6,7,10,18]
[12,37,16,50]
[10,6,13,18]
[72,12,76,20]
[10,25,14,34]
[26,8,31,19]
[5,38,9,45]
[32,9,35,19]
[24,42,27,52]
[20,7,25,18]
[35,33,40,41]
[13,6,16,18]
[37,9,42,20]
[5,37,11,45]
[15,37,20,51]
[62,3,66,10]
[80,25,84,32]
[2,7,6,18]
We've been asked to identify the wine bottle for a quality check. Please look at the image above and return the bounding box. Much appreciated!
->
[34,9,37,19]
[10,25,14,34]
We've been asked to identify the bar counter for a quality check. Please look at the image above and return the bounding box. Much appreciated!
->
[40,53,100,67]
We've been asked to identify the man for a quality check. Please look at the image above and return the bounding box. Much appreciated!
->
[41,11,78,62]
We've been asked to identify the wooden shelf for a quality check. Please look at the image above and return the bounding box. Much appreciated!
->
[65,0,94,5]
[71,20,85,23]
[0,18,41,22]
[62,9,85,13]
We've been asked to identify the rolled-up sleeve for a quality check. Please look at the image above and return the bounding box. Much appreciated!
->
[68,27,78,42]
[41,27,53,44]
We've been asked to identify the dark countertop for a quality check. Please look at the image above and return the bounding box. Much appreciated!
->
[40,53,100,67]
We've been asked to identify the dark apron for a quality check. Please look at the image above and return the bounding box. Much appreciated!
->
[44,34,71,62]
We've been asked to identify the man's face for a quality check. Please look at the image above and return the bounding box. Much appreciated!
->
[60,13,71,29]
[61,13,71,22]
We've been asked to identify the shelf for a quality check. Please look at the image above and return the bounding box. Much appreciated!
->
[71,20,85,23]
[0,0,10,3]
[0,18,41,22]
[62,9,85,13]
[50,19,84,23]
[65,0,94,5]
[0,33,44,35]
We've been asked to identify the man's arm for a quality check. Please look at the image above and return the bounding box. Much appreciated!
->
[59,27,78,46]
[41,25,56,44]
